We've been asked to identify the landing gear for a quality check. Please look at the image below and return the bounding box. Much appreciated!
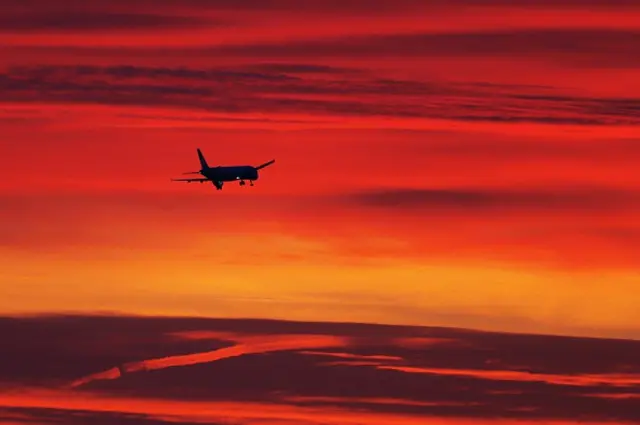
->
[249,180,254,186]
[239,180,246,186]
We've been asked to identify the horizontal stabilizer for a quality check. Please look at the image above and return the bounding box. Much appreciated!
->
[256,159,275,170]
[171,177,210,183]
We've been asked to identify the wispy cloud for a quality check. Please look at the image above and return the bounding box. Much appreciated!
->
[1,64,638,126]
[2,184,640,270]
[341,186,640,212]
[0,12,223,32]
[199,29,640,67]
[378,365,640,387]
[69,334,347,388]
[5,389,623,425]
[299,351,404,361]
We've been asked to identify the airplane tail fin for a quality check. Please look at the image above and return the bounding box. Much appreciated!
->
[256,159,275,170]
[197,148,209,170]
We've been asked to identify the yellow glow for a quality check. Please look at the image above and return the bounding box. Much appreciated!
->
[2,239,638,339]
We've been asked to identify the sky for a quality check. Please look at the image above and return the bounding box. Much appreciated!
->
[0,1,639,423]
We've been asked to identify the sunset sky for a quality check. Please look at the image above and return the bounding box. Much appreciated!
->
[1,1,639,423]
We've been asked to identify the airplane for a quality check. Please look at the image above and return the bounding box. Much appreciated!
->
[171,148,275,190]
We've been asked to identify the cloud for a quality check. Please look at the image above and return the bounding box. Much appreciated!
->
[1,314,638,423]
[378,365,640,388]
[1,64,639,126]
[342,187,640,212]
[243,63,358,75]
[0,12,222,32]
[196,29,640,68]
[9,389,630,425]
[298,351,404,361]
[5,0,640,14]
[0,406,218,425]
[68,334,347,388]
[2,185,640,270]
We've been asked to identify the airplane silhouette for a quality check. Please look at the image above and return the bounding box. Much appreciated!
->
[171,148,275,190]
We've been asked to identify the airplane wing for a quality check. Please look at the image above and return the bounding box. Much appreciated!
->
[256,159,275,170]
[171,177,211,182]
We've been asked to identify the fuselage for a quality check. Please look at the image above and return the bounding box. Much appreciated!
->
[201,165,258,182]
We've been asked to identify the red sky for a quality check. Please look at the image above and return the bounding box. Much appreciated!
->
[1,0,639,381]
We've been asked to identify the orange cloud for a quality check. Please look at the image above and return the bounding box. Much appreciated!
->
[586,393,640,400]
[298,351,403,361]
[69,334,347,388]
[283,395,482,408]
[0,387,619,425]
[378,366,640,388]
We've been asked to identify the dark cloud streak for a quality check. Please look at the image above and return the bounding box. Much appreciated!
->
[0,406,225,425]
[343,187,640,212]
[1,64,639,126]
[193,29,640,68]
[0,315,638,422]
[0,12,225,32]
[4,0,640,13]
